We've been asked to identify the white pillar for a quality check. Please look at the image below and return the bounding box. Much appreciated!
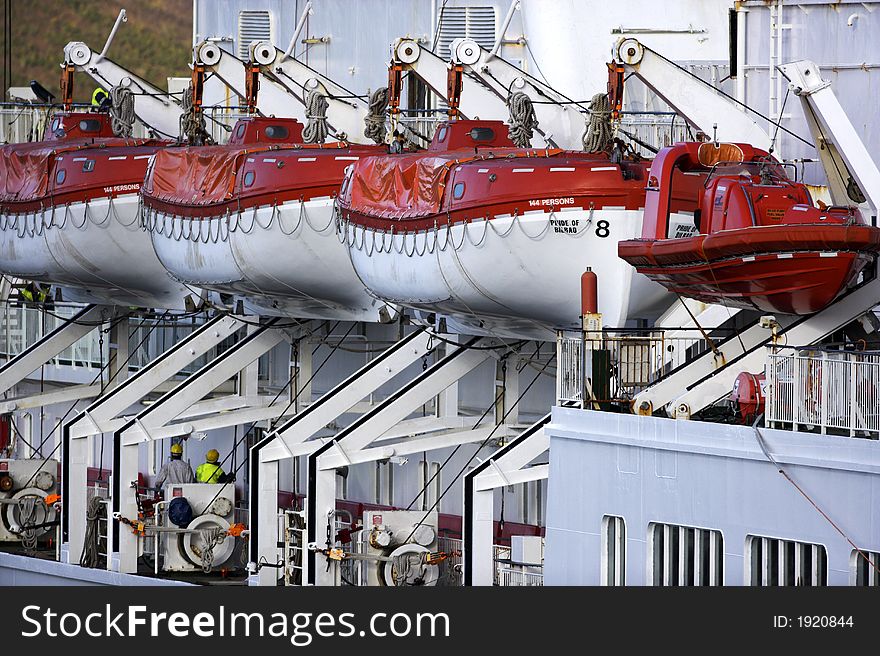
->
[115,440,140,574]
[65,431,90,564]
[470,487,496,586]
[256,458,280,586]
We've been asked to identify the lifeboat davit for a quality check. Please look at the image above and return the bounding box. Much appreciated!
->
[0,111,195,309]
[143,116,391,321]
[336,120,704,339]
[617,142,880,315]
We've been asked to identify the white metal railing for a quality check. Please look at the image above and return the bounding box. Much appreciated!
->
[766,347,880,437]
[556,329,711,406]
[498,566,544,587]
[0,304,106,369]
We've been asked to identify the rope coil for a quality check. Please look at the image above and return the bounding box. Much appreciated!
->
[303,89,330,144]
[363,87,389,145]
[506,91,538,148]
[582,92,613,153]
[109,86,136,138]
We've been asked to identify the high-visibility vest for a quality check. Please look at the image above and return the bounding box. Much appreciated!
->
[195,462,225,483]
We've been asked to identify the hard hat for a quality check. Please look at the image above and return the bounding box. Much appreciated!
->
[206,449,220,463]
[170,443,183,455]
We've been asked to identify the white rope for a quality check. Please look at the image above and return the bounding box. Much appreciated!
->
[583,92,612,153]
[109,86,136,139]
[507,91,538,148]
[303,89,330,145]
[363,87,389,145]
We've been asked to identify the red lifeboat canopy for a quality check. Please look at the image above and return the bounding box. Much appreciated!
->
[427,120,515,151]
[227,117,305,146]
[43,112,116,141]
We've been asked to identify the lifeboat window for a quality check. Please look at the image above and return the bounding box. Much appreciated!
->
[51,117,62,133]
[235,123,246,140]
[243,170,256,187]
[81,159,95,173]
[55,169,66,185]
[264,125,289,140]
[436,126,448,143]
[78,119,102,133]
[453,182,466,199]
[468,127,495,142]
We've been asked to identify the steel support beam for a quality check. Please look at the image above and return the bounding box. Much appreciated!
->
[113,319,288,573]
[249,328,433,586]
[307,336,495,586]
[463,415,550,586]
[63,314,244,565]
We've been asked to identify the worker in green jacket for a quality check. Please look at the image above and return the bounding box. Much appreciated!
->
[195,449,228,484]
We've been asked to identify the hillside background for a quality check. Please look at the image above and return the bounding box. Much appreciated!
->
[1,0,191,102]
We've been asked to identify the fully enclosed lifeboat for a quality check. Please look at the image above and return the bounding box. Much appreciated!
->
[142,117,391,321]
[0,111,195,308]
[336,119,703,339]
[617,142,880,314]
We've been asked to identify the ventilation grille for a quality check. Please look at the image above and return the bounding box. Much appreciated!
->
[238,10,272,59]
[436,6,496,60]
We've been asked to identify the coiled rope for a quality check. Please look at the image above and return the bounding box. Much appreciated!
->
[303,89,330,144]
[179,82,213,145]
[506,91,538,148]
[80,495,107,568]
[582,92,613,153]
[363,87,389,144]
[109,86,136,138]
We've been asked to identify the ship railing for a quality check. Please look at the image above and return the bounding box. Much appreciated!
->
[766,346,880,437]
[556,328,713,406]
[496,561,544,587]
[0,303,105,369]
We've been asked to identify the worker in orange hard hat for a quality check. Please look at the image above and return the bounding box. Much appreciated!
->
[195,448,230,484]
[155,442,194,489]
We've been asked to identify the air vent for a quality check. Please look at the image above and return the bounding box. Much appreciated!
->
[436,6,496,60]
[238,10,272,60]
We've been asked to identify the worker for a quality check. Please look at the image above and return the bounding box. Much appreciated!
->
[389,129,406,154]
[154,442,194,489]
[196,449,229,484]
[19,281,48,305]
[91,86,109,107]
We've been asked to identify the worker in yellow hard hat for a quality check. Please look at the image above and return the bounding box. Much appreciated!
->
[195,448,229,484]
[155,441,194,489]
[91,86,109,107]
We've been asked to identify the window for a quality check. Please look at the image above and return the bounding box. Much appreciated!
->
[336,468,348,500]
[435,125,448,143]
[650,522,724,586]
[235,123,246,140]
[375,461,394,506]
[243,170,255,187]
[237,10,273,59]
[452,182,466,200]
[602,515,626,586]
[417,460,441,511]
[436,6,496,61]
[264,125,289,140]
[852,550,880,586]
[468,127,495,142]
[747,535,827,586]
[55,169,66,185]
[520,479,545,526]
[78,119,102,133]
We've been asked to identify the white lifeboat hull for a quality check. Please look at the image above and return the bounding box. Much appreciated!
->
[0,194,197,309]
[147,198,389,322]
[344,207,673,340]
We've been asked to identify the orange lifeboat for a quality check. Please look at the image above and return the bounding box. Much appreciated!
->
[618,142,880,315]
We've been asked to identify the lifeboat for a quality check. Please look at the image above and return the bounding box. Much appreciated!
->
[0,111,195,309]
[143,116,392,321]
[617,142,880,315]
[336,119,704,339]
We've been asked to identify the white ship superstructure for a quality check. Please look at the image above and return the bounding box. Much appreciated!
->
[0,0,877,591]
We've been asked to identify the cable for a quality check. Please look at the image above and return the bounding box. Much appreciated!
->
[751,414,880,578]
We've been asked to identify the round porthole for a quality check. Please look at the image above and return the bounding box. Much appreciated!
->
[453,182,465,199]
[55,169,66,185]
[243,170,256,187]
